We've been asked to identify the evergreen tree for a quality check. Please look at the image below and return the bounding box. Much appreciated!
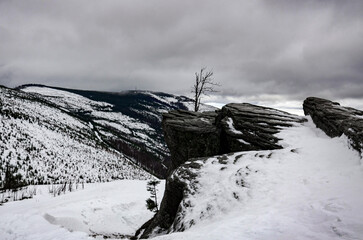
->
[145,180,160,212]
[2,164,27,190]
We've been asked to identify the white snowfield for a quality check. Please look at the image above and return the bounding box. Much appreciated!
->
[0,180,165,240]
[1,118,363,240]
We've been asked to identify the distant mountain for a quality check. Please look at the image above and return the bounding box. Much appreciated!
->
[0,85,153,186]
[5,84,215,181]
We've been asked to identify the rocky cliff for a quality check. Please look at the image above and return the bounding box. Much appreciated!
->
[303,97,363,154]
[136,103,305,238]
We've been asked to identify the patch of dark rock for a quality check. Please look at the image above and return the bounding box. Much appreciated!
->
[187,162,202,169]
[303,97,363,154]
[233,192,240,200]
[233,154,244,164]
[217,155,229,164]
[235,178,245,187]
[91,232,131,239]
[162,110,220,171]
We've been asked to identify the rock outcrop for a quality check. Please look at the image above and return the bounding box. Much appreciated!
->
[137,103,305,238]
[162,104,305,172]
[303,97,363,153]
[218,103,304,153]
[162,110,220,171]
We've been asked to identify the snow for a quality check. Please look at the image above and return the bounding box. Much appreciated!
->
[95,120,132,135]
[0,87,152,184]
[204,102,226,109]
[183,102,217,112]
[19,86,219,169]
[143,92,177,105]
[2,86,363,239]
[238,139,250,145]
[226,117,243,135]
[22,87,113,112]
[156,117,363,240]
[0,180,165,240]
[226,118,250,145]
[22,86,154,133]
[0,116,362,239]
[20,86,168,157]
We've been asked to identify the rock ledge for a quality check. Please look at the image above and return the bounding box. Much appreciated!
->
[303,97,363,154]
[137,103,305,238]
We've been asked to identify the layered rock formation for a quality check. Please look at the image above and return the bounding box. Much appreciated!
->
[217,103,305,153]
[162,110,219,171]
[137,103,305,238]
[303,97,363,154]
[134,98,363,239]
[162,104,305,172]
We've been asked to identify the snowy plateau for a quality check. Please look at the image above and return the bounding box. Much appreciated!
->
[1,85,363,240]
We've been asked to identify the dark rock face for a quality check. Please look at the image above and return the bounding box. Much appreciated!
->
[137,103,305,238]
[218,103,305,153]
[162,104,305,172]
[303,97,363,153]
[162,110,220,171]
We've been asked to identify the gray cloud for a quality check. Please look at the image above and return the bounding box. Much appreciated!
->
[0,0,362,107]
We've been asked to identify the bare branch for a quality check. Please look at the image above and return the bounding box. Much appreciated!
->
[191,67,220,112]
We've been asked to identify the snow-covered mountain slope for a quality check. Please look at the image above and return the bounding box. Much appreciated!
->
[0,86,152,185]
[18,84,216,178]
[151,118,363,240]
[0,180,164,240]
[1,117,362,240]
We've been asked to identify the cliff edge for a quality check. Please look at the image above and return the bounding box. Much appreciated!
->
[136,103,305,238]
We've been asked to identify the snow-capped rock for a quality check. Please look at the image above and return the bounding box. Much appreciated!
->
[140,116,363,240]
[138,103,306,238]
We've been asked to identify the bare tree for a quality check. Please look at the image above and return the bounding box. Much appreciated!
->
[191,68,219,112]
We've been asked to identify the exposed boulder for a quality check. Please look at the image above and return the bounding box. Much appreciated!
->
[218,103,305,153]
[135,161,201,238]
[162,110,220,171]
[161,104,305,172]
[137,103,305,239]
[303,97,363,153]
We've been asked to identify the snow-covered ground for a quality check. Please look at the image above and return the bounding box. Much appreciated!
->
[1,117,363,240]
[0,180,165,240]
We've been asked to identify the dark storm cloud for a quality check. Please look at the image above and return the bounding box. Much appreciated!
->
[0,0,362,105]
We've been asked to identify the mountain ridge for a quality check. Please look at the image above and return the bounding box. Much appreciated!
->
[0,85,152,186]
[1,84,215,187]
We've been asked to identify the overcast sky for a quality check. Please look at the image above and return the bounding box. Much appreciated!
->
[0,0,362,110]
